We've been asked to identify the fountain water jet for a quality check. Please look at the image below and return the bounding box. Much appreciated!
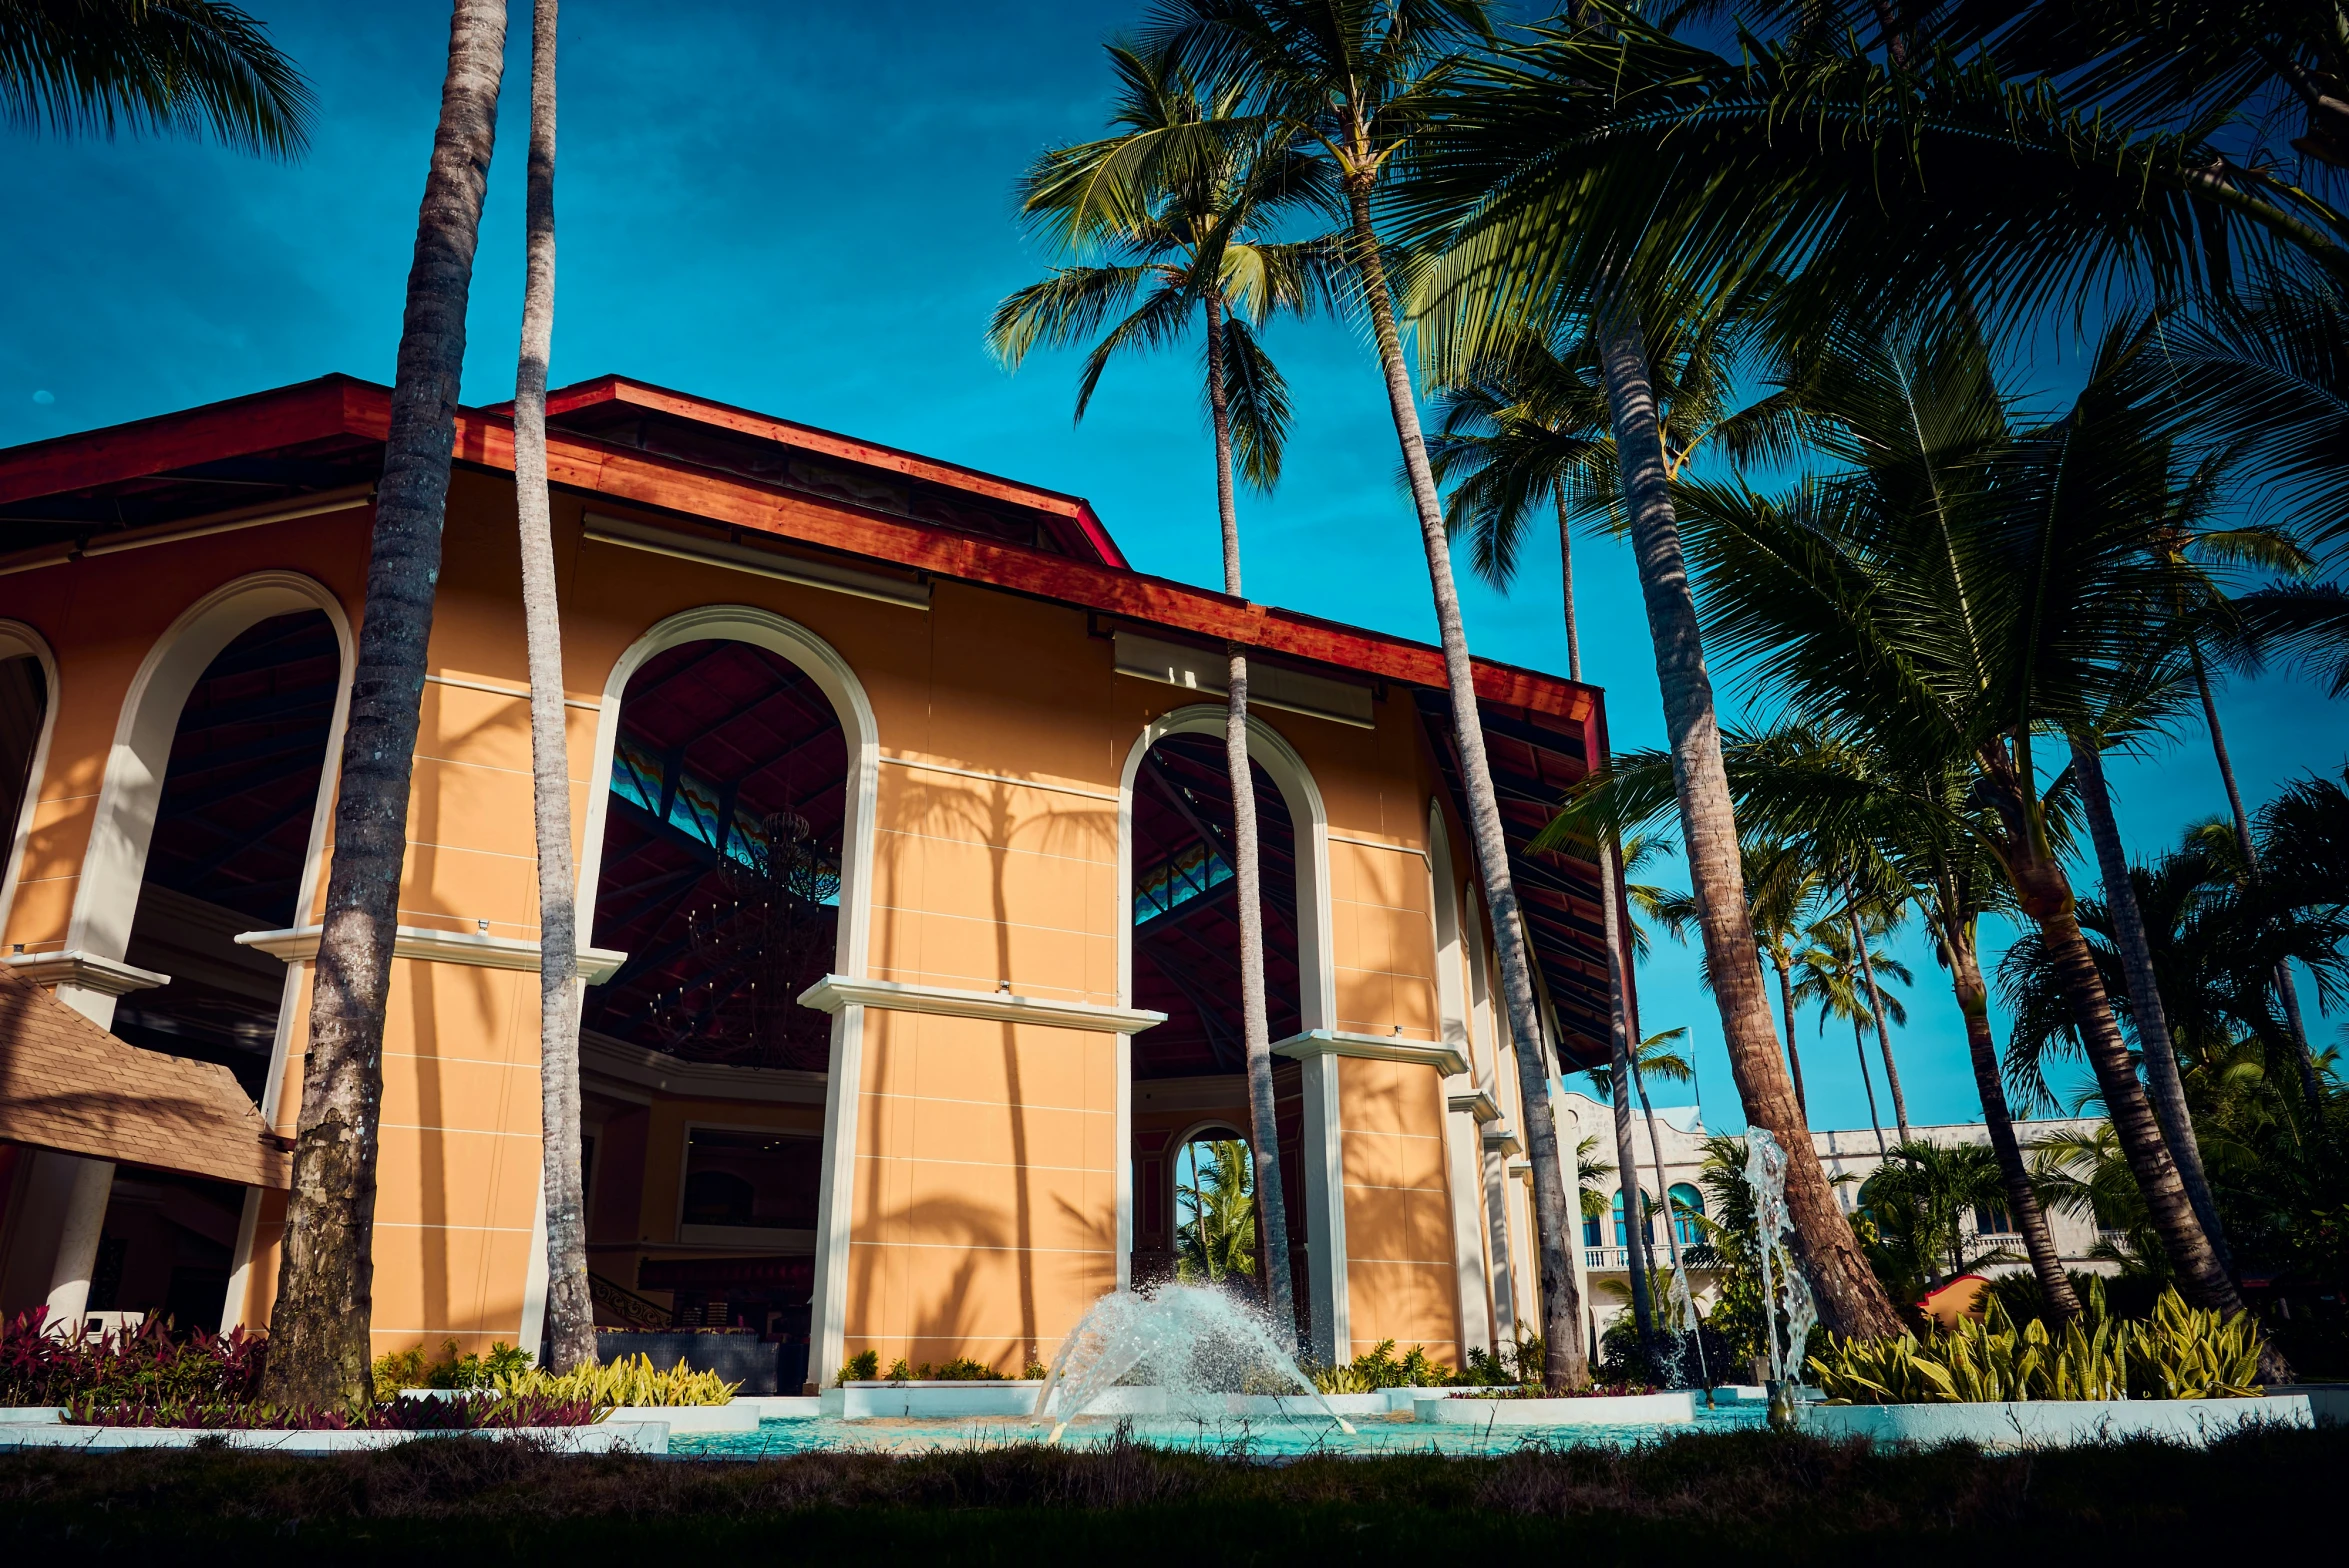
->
[1743,1129,1818,1429]
[1035,1286,1357,1443]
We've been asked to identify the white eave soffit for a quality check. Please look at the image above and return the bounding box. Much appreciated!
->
[1112,629,1374,729]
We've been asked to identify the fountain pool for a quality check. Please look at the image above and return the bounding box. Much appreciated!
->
[668,1399,1767,1459]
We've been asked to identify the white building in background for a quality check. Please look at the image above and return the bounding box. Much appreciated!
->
[1539,1091,2119,1347]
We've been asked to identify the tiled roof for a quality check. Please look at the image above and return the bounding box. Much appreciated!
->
[0,968,291,1188]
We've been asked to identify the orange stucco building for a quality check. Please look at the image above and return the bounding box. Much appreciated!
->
[0,375,1615,1388]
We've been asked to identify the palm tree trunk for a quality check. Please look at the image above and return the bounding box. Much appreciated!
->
[514,0,590,1375]
[1592,308,1902,1340]
[1202,290,1297,1347]
[1771,955,1808,1119]
[1600,845,1655,1352]
[2067,733,2231,1271]
[1341,176,1586,1387]
[1634,1065,1682,1275]
[1555,492,1581,682]
[1851,1018,1886,1158]
[2193,646,2323,1105]
[2005,848,2248,1316]
[1943,920,2079,1322]
[1844,901,1910,1145]
[262,0,507,1410]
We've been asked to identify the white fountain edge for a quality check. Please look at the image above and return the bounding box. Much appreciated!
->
[0,1421,670,1454]
[1805,1392,2313,1448]
[1414,1389,1697,1426]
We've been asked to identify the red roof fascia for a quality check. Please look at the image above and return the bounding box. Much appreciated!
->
[0,376,387,508]
[0,378,1592,721]
[541,375,1131,569]
[452,410,1594,721]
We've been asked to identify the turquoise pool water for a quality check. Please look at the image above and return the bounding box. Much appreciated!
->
[669,1399,1767,1459]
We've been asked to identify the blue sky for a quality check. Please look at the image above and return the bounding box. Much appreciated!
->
[2,1,2338,1134]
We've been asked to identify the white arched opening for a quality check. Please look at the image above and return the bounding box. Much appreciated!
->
[1115,703,1334,1339]
[575,604,881,1393]
[66,572,353,1335]
[0,619,61,940]
[64,571,353,1031]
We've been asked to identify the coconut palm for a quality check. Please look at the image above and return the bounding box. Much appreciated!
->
[1402,81,1904,1345]
[1793,917,1911,1158]
[1656,315,2258,1331]
[1855,1140,2013,1299]
[509,0,589,1374]
[1146,0,1609,1385]
[1,0,311,156]
[989,40,1331,1348]
[265,0,508,1410]
[1175,1139,1259,1285]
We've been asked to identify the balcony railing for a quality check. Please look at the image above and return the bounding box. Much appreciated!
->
[1584,1246,1630,1271]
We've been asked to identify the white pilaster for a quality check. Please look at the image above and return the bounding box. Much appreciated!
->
[43,1156,115,1332]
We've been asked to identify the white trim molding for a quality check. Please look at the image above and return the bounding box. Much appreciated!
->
[1486,1122,1526,1159]
[1447,1090,1502,1124]
[797,974,1164,1035]
[3,949,169,998]
[583,511,930,610]
[0,620,60,942]
[234,925,627,983]
[1270,1028,1470,1079]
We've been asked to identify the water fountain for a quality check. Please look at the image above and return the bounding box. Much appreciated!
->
[1743,1128,1817,1430]
[1033,1286,1356,1443]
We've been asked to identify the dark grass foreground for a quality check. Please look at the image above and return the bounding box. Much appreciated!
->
[1,1424,2337,1565]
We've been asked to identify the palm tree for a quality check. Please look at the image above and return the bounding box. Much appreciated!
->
[1658,318,2255,1331]
[1,0,311,156]
[264,0,508,1411]
[1742,838,1823,1120]
[1793,917,1911,1158]
[989,40,1329,1348]
[1175,1139,1259,1284]
[509,0,590,1375]
[1405,157,1902,1347]
[1855,1140,2012,1298]
[1149,0,1605,1386]
[1593,1026,1698,1274]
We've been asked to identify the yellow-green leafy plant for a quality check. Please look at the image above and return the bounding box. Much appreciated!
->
[1810,1287,2262,1404]
[838,1350,880,1384]
[493,1353,735,1408]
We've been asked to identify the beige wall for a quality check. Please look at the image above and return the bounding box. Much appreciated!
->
[0,466,1501,1370]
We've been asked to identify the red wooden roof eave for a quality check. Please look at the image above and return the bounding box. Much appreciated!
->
[0,377,1594,718]
[0,375,388,509]
[538,374,1132,569]
[481,413,1598,720]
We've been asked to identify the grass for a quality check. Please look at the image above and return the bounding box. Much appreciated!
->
[0,1423,2336,1563]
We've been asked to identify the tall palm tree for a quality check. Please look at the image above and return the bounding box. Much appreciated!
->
[1,0,311,156]
[1149,0,1605,1385]
[264,0,508,1411]
[1563,723,2089,1321]
[1175,1139,1258,1284]
[1660,319,2255,1331]
[510,0,590,1374]
[1794,917,1911,1158]
[1742,838,1823,1119]
[1592,1026,1697,1275]
[989,41,1329,1348]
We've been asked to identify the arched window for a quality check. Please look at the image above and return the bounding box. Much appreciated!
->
[1611,1188,1657,1246]
[1668,1182,1705,1247]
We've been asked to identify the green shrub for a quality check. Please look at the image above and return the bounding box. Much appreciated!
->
[494,1353,734,1407]
[1809,1285,2264,1403]
[837,1350,880,1384]
[371,1340,533,1393]
[1307,1339,1455,1393]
